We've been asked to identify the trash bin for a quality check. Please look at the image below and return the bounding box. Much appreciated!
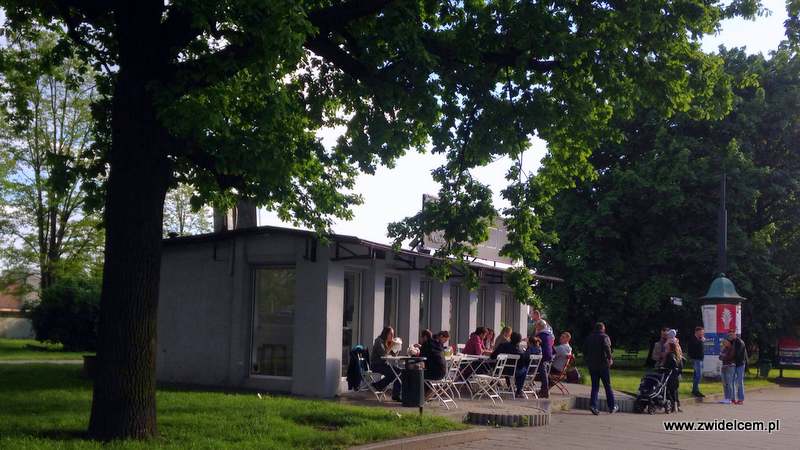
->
[401,357,426,407]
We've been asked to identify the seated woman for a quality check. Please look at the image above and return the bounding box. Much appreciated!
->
[463,327,488,355]
[494,326,512,349]
[483,328,495,352]
[370,326,399,392]
[490,332,530,397]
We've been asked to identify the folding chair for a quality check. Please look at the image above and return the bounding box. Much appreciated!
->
[451,355,476,398]
[426,376,458,410]
[471,354,508,406]
[357,354,389,402]
[496,354,520,400]
[520,354,543,399]
[443,355,462,399]
[549,354,575,395]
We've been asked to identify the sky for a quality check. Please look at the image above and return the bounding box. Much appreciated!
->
[262,1,791,244]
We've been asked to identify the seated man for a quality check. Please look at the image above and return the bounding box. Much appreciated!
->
[421,331,449,381]
[551,331,573,375]
[491,332,529,397]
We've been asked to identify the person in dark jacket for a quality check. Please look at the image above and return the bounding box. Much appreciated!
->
[662,341,683,412]
[727,329,748,404]
[421,331,448,380]
[490,331,529,397]
[687,326,706,397]
[535,321,554,398]
[583,322,618,415]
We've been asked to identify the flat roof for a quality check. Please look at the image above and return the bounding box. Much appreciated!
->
[163,224,563,282]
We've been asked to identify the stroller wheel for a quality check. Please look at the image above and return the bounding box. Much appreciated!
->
[663,400,672,414]
[633,402,644,414]
[647,404,656,415]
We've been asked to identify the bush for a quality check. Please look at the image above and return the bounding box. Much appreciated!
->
[26,275,100,351]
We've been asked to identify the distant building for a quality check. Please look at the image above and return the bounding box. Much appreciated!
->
[0,273,39,339]
[156,222,558,397]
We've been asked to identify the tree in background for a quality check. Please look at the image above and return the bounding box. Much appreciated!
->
[162,184,211,237]
[535,47,800,350]
[0,0,767,440]
[0,31,103,290]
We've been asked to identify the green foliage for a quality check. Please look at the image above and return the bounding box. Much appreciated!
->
[535,48,800,348]
[0,365,464,449]
[0,28,103,285]
[163,183,212,237]
[1,1,760,274]
[26,272,101,351]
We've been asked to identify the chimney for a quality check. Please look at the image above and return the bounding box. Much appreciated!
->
[212,199,258,232]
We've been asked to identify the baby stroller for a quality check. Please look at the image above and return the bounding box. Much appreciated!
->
[633,369,673,414]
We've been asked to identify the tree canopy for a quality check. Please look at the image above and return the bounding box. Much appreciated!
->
[535,46,800,349]
[0,0,777,440]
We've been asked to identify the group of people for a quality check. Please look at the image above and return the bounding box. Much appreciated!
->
[651,325,748,411]
[367,310,574,401]
[460,311,573,399]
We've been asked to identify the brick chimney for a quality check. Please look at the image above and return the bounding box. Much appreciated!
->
[213,199,257,232]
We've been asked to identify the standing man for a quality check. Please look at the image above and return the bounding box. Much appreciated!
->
[688,326,706,398]
[728,329,748,405]
[531,310,553,333]
[584,322,618,415]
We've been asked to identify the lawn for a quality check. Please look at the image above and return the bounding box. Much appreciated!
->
[0,338,92,360]
[0,365,465,449]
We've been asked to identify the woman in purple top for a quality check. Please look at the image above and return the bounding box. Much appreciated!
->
[535,321,554,398]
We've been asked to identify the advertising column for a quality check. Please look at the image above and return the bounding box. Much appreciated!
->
[701,303,742,377]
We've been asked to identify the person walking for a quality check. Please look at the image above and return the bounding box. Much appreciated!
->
[688,326,706,398]
[728,329,748,405]
[583,322,618,415]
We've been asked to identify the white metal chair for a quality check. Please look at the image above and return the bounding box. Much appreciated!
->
[521,354,543,399]
[496,354,520,399]
[451,355,476,398]
[357,354,389,402]
[426,375,458,410]
[471,354,508,406]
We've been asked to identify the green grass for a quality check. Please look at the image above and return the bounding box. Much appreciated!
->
[0,338,92,360]
[0,365,464,449]
[585,368,775,398]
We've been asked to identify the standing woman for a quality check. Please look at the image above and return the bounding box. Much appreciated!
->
[370,327,399,393]
[663,341,683,412]
[719,339,735,404]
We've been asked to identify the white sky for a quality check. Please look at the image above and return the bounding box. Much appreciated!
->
[264,1,790,243]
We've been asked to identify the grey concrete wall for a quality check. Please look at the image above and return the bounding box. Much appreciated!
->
[484,285,503,335]
[457,286,477,344]
[291,244,343,397]
[428,280,451,335]
[398,271,421,346]
[157,240,236,386]
[361,259,385,346]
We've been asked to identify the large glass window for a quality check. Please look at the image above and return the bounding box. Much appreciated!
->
[251,267,295,377]
[342,271,362,375]
[476,288,486,328]
[449,284,460,343]
[419,280,431,332]
[384,276,399,329]
[501,292,517,329]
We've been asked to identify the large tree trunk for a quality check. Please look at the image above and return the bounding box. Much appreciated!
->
[88,4,171,438]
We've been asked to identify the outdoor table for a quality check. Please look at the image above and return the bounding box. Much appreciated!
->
[381,356,426,387]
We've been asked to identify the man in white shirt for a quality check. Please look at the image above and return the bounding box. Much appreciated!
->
[551,331,573,374]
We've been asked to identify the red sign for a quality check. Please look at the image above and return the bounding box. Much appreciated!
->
[716,304,737,334]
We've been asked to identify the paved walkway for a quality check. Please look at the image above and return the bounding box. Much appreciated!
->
[438,387,800,450]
